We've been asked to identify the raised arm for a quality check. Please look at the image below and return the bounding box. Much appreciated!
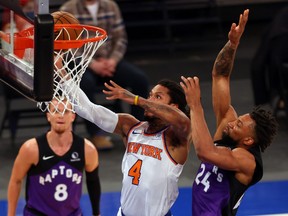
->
[212,9,249,135]
[103,80,190,143]
[181,76,256,183]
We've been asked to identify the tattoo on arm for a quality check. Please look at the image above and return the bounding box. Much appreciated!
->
[142,101,172,115]
[214,42,236,77]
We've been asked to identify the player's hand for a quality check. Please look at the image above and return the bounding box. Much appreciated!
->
[180,76,201,109]
[103,80,135,105]
[54,54,70,80]
[228,9,249,49]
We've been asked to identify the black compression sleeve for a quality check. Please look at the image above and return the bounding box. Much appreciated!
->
[86,167,101,215]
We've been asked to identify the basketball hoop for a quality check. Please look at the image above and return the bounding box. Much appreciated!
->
[2,24,106,55]
[37,24,107,114]
[1,24,107,114]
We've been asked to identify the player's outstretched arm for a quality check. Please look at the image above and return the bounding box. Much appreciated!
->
[61,79,138,138]
[73,84,119,133]
[104,80,190,141]
[212,9,249,133]
[181,76,214,156]
[181,76,255,178]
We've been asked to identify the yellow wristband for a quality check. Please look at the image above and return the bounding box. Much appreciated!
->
[134,95,139,105]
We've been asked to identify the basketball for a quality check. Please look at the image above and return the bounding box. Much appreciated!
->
[52,11,81,40]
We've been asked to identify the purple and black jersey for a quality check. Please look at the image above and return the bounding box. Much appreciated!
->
[192,141,263,216]
[192,161,230,216]
[24,132,85,216]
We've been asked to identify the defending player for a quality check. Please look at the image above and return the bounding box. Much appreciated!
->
[180,9,278,215]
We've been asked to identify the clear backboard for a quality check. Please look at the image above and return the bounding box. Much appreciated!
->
[0,0,54,102]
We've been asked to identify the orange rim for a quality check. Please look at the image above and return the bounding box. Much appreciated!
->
[0,29,34,50]
[53,24,107,49]
[0,24,107,50]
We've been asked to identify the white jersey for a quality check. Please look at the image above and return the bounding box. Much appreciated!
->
[118,122,184,216]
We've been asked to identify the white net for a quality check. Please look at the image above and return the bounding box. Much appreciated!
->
[37,24,107,114]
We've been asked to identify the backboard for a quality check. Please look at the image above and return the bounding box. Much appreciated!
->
[0,0,54,101]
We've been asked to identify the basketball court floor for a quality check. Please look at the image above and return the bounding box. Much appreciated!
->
[0,180,288,215]
[0,14,288,216]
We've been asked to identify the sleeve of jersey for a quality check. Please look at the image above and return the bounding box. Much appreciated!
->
[86,167,101,216]
[63,80,118,133]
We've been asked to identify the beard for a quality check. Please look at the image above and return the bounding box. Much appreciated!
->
[143,115,163,128]
[144,115,158,123]
[221,132,238,149]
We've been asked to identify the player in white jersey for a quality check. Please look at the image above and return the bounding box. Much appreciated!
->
[70,79,191,216]
[121,121,183,215]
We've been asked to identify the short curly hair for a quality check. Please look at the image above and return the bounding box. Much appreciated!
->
[250,106,278,152]
[157,79,189,117]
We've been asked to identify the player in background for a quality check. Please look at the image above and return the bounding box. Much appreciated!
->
[181,9,278,215]
[7,98,101,216]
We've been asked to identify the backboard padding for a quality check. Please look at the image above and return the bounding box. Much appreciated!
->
[0,0,54,102]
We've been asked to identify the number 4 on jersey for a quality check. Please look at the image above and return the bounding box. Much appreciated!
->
[128,159,143,185]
